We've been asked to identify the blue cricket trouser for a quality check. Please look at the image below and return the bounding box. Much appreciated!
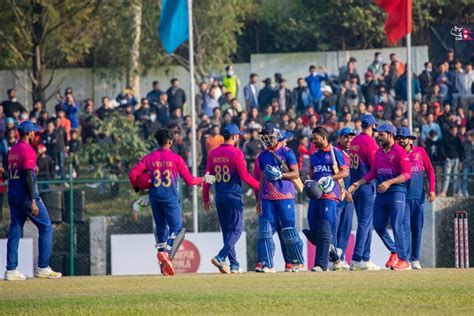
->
[308,198,338,271]
[336,200,354,261]
[150,197,182,252]
[215,194,244,268]
[7,195,52,270]
[277,222,291,265]
[258,199,296,267]
[403,199,424,261]
[351,184,375,262]
[373,191,407,261]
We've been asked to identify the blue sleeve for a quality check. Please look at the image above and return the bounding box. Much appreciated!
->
[258,154,264,171]
[285,148,297,166]
[335,149,347,169]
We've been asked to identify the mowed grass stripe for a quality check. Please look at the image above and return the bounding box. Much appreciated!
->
[1,269,473,315]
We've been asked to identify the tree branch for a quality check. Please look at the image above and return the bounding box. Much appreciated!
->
[43,1,94,39]
[9,70,33,93]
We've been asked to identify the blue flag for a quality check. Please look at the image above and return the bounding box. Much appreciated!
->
[158,0,189,54]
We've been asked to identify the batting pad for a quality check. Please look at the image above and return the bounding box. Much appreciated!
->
[281,227,305,264]
[258,220,275,268]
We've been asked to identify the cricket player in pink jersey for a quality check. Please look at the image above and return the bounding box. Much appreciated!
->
[348,123,412,271]
[348,114,380,271]
[203,124,260,273]
[395,127,436,270]
[129,129,215,276]
[6,121,61,280]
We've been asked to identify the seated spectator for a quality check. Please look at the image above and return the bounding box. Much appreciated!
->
[36,144,54,183]
[261,104,274,124]
[156,93,170,128]
[142,109,162,140]
[374,105,387,126]
[419,62,434,97]
[362,71,377,105]
[116,87,138,109]
[96,96,114,120]
[210,107,222,129]
[134,98,151,122]
[30,101,44,119]
[0,105,5,137]
[320,86,337,114]
[205,125,224,153]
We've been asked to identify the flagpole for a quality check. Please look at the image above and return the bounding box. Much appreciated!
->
[188,0,198,233]
[406,1,413,133]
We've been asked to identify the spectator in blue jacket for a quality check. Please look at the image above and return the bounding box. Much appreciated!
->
[395,70,420,102]
[305,65,328,112]
[62,92,80,129]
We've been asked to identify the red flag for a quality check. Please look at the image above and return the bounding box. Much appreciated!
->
[376,0,412,44]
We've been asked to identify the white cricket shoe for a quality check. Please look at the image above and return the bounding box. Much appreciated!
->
[339,260,350,270]
[35,266,62,279]
[5,269,27,281]
[362,261,381,271]
[411,261,422,270]
[329,261,344,271]
[230,268,242,274]
[349,261,364,271]
[291,264,305,272]
[262,267,276,273]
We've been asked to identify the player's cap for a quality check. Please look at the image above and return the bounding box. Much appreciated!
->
[223,124,244,136]
[5,117,15,124]
[375,105,384,112]
[365,71,373,78]
[37,144,46,152]
[259,122,278,134]
[321,85,332,94]
[278,131,292,142]
[395,127,417,140]
[361,114,377,127]
[374,123,396,134]
[339,127,356,137]
[18,120,41,134]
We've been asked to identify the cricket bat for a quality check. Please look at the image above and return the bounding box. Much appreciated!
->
[330,145,346,200]
[270,151,304,193]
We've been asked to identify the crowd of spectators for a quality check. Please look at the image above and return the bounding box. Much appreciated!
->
[1,49,474,206]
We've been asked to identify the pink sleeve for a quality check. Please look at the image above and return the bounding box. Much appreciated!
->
[367,139,378,170]
[399,150,412,181]
[129,157,147,189]
[253,156,261,181]
[22,149,37,171]
[202,154,213,204]
[363,150,377,182]
[236,151,259,190]
[421,148,435,192]
[176,155,204,186]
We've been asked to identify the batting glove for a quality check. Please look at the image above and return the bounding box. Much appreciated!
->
[203,171,216,184]
[133,191,150,212]
[318,176,335,193]
[264,165,283,181]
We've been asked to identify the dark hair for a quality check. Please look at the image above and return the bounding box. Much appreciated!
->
[7,88,15,95]
[312,126,329,138]
[152,80,159,86]
[375,52,381,57]
[309,65,316,71]
[225,65,231,71]
[223,133,232,141]
[250,73,258,79]
[171,78,178,84]
[154,129,174,146]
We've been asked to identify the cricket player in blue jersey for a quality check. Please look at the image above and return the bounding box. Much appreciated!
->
[203,124,260,273]
[348,114,380,271]
[305,127,349,272]
[5,121,62,280]
[254,123,304,273]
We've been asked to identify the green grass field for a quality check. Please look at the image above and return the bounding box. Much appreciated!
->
[1,269,473,315]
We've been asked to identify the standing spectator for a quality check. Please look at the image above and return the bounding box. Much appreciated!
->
[419,62,434,98]
[390,53,405,77]
[146,81,163,108]
[167,78,186,114]
[30,101,44,119]
[421,113,442,142]
[242,128,264,175]
[116,87,138,109]
[2,89,26,118]
[202,86,220,117]
[142,109,162,140]
[243,73,259,111]
[196,82,209,115]
[134,98,151,122]
[222,65,240,99]
[297,135,314,171]
[395,70,420,102]
[273,79,292,113]
[306,65,328,111]
[467,103,474,131]
[440,125,464,197]
[36,144,54,190]
[205,125,224,154]
[458,62,474,110]
[55,87,73,103]
[40,120,56,159]
[156,93,170,128]
[338,57,359,83]
[53,116,68,181]
[96,97,114,120]
[210,107,222,128]
[56,108,71,141]
[0,105,6,137]
[60,93,80,129]
[368,52,384,82]
[258,78,274,113]
[461,130,474,197]
[68,130,81,178]
[362,72,377,105]
[292,78,312,115]
[80,102,98,144]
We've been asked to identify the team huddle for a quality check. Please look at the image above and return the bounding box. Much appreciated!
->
[128,114,435,275]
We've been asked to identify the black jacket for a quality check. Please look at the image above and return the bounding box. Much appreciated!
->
[167,87,186,113]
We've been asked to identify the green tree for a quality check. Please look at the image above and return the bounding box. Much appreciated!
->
[80,113,150,179]
[0,0,103,103]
